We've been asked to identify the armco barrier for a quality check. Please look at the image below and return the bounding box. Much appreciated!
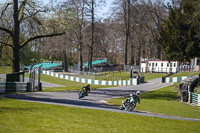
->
[0,82,31,93]
[189,92,200,106]
[162,76,198,83]
[42,70,138,86]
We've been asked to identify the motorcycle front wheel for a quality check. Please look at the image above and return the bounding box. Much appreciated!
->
[79,90,84,99]
[120,105,125,110]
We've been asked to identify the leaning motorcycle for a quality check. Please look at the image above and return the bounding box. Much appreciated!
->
[78,84,90,99]
[120,94,140,111]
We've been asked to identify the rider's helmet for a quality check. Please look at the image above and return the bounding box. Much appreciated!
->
[130,93,133,97]
[86,84,90,88]
[136,91,140,96]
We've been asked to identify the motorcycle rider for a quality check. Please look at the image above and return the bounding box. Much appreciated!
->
[120,91,141,111]
[134,91,140,104]
[81,84,90,96]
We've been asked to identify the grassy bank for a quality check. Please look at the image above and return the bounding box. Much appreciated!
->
[95,71,166,81]
[142,73,167,81]
[0,97,199,133]
[170,72,200,77]
[108,84,200,119]
[26,74,116,92]
[37,72,167,91]
[0,66,12,74]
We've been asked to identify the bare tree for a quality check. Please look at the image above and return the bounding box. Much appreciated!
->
[0,0,65,73]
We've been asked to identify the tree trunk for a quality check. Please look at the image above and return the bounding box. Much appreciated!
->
[0,46,2,61]
[63,50,68,72]
[156,43,161,59]
[88,0,94,72]
[12,0,20,73]
[123,0,130,69]
[79,47,83,71]
[130,44,134,65]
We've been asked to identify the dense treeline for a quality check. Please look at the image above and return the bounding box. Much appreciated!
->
[0,0,199,72]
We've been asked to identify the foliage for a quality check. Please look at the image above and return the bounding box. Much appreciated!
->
[0,0,65,72]
[0,46,12,66]
[108,83,200,119]
[0,97,200,133]
[159,0,200,62]
[194,85,200,94]
[170,72,200,77]
[0,66,12,74]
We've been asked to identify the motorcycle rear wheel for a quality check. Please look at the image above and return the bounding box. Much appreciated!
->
[128,103,136,111]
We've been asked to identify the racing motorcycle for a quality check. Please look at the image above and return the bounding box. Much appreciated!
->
[79,84,90,99]
[120,91,140,111]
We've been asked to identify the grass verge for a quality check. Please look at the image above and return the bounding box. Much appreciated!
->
[170,72,200,77]
[142,73,167,81]
[108,84,200,119]
[95,71,167,81]
[26,74,116,92]
[0,97,199,133]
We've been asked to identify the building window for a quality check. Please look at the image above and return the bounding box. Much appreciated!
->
[170,63,172,67]
[149,63,151,66]
[161,63,163,67]
[152,63,154,67]
[167,63,169,67]
[156,63,157,66]
[174,63,176,67]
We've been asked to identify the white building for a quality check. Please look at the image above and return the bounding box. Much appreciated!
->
[141,60,180,73]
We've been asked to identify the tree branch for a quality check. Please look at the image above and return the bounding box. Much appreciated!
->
[0,41,13,48]
[0,26,13,35]
[18,0,27,22]
[0,2,12,19]
[23,9,48,21]
[83,0,92,10]
[20,32,65,49]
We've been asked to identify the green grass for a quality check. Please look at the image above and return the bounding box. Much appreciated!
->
[142,73,167,81]
[26,74,116,92]
[0,66,12,74]
[170,72,200,77]
[95,71,167,81]
[108,84,200,119]
[194,85,200,94]
[95,71,130,80]
[0,97,200,133]
[36,72,166,91]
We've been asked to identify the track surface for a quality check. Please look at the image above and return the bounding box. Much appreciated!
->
[4,78,200,122]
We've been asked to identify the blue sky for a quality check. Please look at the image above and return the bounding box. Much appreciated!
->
[1,0,171,19]
[0,0,114,19]
[44,0,114,19]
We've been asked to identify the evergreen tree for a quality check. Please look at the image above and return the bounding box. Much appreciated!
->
[159,0,200,62]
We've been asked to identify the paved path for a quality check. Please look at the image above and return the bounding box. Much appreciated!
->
[3,78,200,122]
[0,74,64,87]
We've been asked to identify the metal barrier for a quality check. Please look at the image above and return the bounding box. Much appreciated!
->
[188,92,200,106]
[179,75,200,106]
[29,65,42,91]
[42,70,139,86]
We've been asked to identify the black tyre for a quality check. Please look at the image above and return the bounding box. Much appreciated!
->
[128,103,136,112]
[120,105,124,110]
[79,90,84,99]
